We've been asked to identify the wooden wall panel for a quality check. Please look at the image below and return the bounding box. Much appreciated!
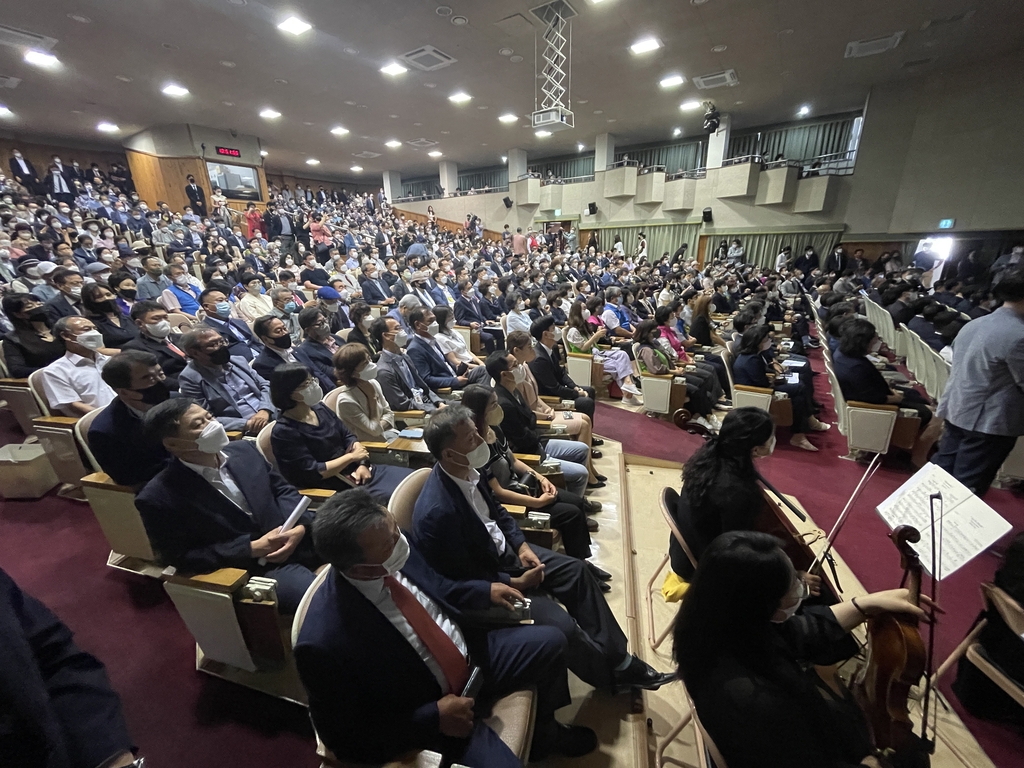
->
[125,151,205,213]
[0,137,128,182]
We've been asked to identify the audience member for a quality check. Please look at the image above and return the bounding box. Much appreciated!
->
[332,342,398,442]
[1,293,65,377]
[198,287,263,361]
[527,316,596,419]
[82,282,139,349]
[38,316,116,416]
[371,316,446,413]
[407,306,470,390]
[123,301,188,389]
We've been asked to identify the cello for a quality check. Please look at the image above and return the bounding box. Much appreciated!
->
[853,525,933,768]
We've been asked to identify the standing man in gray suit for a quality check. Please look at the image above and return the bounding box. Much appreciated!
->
[932,268,1024,495]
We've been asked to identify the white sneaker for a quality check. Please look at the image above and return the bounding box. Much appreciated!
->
[623,394,644,406]
[621,383,642,396]
[691,415,717,432]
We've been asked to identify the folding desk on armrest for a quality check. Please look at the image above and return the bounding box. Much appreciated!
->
[26,370,91,498]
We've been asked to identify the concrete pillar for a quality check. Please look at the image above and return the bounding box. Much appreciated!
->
[439,161,459,197]
[382,170,402,202]
[706,113,731,169]
[595,133,616,171]
[507,148,528,182]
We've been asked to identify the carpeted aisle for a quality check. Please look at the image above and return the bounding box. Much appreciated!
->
[593,353,1024,768]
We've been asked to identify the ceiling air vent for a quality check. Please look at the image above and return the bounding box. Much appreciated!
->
[692,69,739,90]
[844,31,904,59]
[921,9,975,30]
[0,24,58,52]
[530,1,578,26]
[0,75,21,89]
[353,151,381,159]
[406,138,439,149]
[399,45,457,72]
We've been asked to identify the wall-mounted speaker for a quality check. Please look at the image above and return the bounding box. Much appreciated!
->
[588,202,598,215]
[503,196,513,209]
[702,207,713,223]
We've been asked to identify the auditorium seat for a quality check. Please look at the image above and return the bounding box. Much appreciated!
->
[26,369,91,498]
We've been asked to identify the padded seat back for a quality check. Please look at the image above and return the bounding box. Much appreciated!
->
[255,422,277,467]
[73,405,106,472]
[388,468,431,531]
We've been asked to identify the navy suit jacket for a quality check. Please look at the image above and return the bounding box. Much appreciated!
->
[296,339,341,391]
[43,294,81,325]
[732,351,772,389]
[200,315,263,362]
[528,343,578,400]
[135,441,310,574]
[406,335,460,390]
[178,357,275,431]
[454,295,486,326]
[359,276,392,304]
[833,350,890,404]
[412,465,527,586]
[87,398,171,487]
[0,568,133,768]
[293,548,491,764]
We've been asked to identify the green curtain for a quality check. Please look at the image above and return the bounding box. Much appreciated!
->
[400,177,439,197]
[614,140,706,173]
[707,231,845,269]
[527,155,595,179]
[585,223,703,262]
[729,114,858,161]
[458,167,508,190]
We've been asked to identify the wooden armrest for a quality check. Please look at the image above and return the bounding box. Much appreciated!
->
[847,401,899,413]
[226,430,244,441]
[436,388,452,395]
[362,441,391,450]
[80,472,134,492]
[32,415,79,426]
[641,372,673,379]
[734,384,774,395]
[0,378,29,386]
[164,567,249,593]
[566,352,592,359]
[394,410,427,419]
[539,395,561,404]
[514,453,542,466]
[536,420,552,429]
[299,488,336,499]
[506,505,527,517]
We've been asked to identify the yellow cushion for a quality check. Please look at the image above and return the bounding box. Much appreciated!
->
[661,570,690,603]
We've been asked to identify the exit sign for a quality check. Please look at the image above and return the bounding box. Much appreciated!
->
[216,146,242,158]
[938,218,955,229]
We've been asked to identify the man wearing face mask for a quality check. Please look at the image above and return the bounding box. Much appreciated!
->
[198,287,264,361]
[89,351,174,488]
[386,293,421,334]
[358,262,396,305]
[159,263,201,316]
[269,286,303,345]
[134,255,172,300]
[124,301,189,389]
[43,267,86,323]
[295,307,347,392]
[413,407,674,694]
[406,307,470,391]
[179,327,275,435]
[136,398,321,613]
[253,314,313,383]
[39,316,116,416]
[8,149,40,191]
[316,286,351,332]
[528,317,597,421]
[371,317,446,413]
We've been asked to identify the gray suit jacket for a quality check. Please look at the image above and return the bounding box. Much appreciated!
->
[178,357,276,431]
[937,307,1024,436]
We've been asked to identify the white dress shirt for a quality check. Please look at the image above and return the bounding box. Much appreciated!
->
[39,352,115,416]
[180,452,253,515]
[343,571,468,690]
[440,465,507,555]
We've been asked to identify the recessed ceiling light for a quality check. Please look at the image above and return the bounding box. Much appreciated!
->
[343,47,359,55]
[162,83,189,97]
[607,118,617,123]
[481,143,488,146]
[331,126,349,135]
[498,47,514,56]
[441,130,450,134]
[385,140,402,148]
[498,113,518,123]
[306,158,320,165]
[673,127,682,137]
[535,130,551,138]
[228,0,247,5]
[691,0,710,5]
[220,60,236,68]
[68,13,91,23]
[413,122,422,126]
[115,75,133,83]
[428,150,443,158]
[424,83,437,89]
[593,109,604,114]
[344,101,357,106]
[798,104,811,116]
[350,165,363,172]
[0,105,13,118]
[630,37,661,55]
[680,100,701,111]
[577,99,589,104]
[501,155,508,162]
[509,55,524,63]
[259,108,281,119]
[451,16,468,25]
[24,50,60,68]
[477,105,489,110]
[577,143,585,151]
[278,16,312,35]
[712,44,728,53]
[222,101,234,106]
[660,74,685,88]
[389,114,399,118]
[162,43,179,50]
[380,62,408,76]
[260,150,268,156]
[275,79,289,85]
[97,122,119,133]
[436,5,453,16]
[448,91,472,104]
[778,28,794,35]
[303,121,314,126]
[357,104,367,109]
[734,100,744,105]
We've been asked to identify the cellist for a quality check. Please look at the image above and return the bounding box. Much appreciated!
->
[673,531,932,768]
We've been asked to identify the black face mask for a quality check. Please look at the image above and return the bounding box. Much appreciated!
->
[26,308,49,324]
[86,299,119,315]
[271,334,293,349]
[135,380,171,405]
[208,347,232,365]
[119,288,137,300]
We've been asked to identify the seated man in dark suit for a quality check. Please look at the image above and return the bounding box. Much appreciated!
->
[43,267,85,324]
[123,301,188,389]
[197,287,264,361]
[528,316,596,420]
[90,350,173,488]
[412,406,673,692]
[295,306,346,391]
[0,567,138,768]
[406,306,470,391]
[136,398,322,612]
[294,490,596,767]
[358,263,396,306]
[178,326,275,435]
[454,279,498,354]
[252,314,328,390]
[371,316,446,413]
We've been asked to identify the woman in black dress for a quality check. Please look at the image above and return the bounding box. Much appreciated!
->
[81,283,139,349]
[268,363,409,502]
[1,294,65,377]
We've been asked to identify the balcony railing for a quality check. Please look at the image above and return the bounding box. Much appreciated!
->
[666,167,707,180]
[540,174,595,186]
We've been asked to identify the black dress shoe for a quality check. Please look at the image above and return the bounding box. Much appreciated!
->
[591,438,604,446]
[587,562,613,581]
[587,480,606,490]
[599,581,612,593]
[595,473,608,482]
[586,517,600,533]
[612,655,677,691]
[591,449,603,459]
[530,722,599,761]
[584,500,602,514]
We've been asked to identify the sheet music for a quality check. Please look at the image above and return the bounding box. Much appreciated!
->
[876,463,1012,579]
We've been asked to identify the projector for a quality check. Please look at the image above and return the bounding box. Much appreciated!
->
[531,108,575,132]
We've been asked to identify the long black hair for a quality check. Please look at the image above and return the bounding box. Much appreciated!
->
[736,324,771,356]
[682,407,774,510]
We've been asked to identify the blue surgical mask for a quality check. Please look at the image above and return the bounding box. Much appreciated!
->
[283,301,298,314]
[215,301,232,318]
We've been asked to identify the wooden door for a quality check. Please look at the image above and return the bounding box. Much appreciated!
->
[697,236,710,270]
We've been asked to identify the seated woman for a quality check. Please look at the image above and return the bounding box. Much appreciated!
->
[346,302,379,358]
[268,363,409,502]
[82,282,139,349]
[460,385,603,566]
[688,293,728,349]
[504,290,533,335]
[659,302,730,395]
[635,319,720,431]
[833,318,936,465]
[1,294,65,377]
[332,343,398,442]
[109,271,138,317]
[238,272,274,322]
[674,530,927,768]
[732,325,829,452]
[506,330,596,452]
[432,305,484,373]
[565,300,643,405]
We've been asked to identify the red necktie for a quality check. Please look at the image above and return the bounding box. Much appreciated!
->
[166,341,185,358]
[384,575,469,694]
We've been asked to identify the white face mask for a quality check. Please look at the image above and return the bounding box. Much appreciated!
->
[358,362,378,380]
[758,434,776,458]
[512,364,528,385]
[426,321,440,336]
[145,320,171,339]
[68,286,83,299]
[771,582,806,623]
[174,275,190,287]
[452,441,491,470]
[195,420,230,454]
[868,339,882,354]
[552,327,562,341]
[394,330,409,348]
[381,532,411,575]
[582,309,591,320]
[75,329,104,350]
[299,381,324,407]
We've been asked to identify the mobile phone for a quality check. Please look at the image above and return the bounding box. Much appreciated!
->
[462,666,484,699]
[563,411,573,420]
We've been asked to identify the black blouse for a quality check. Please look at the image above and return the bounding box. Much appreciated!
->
[690,314,713,347]
[1,328,65,377]
[90,312,140,349]
[271,402,359,491]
